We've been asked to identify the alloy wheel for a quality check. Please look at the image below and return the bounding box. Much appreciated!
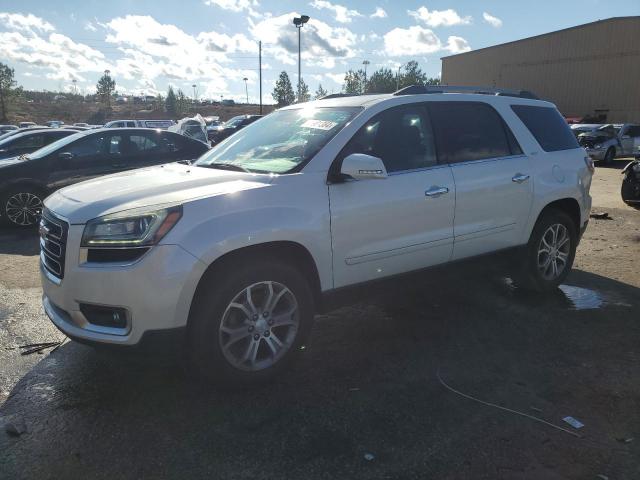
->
[537,223,570,281]
[218,281,299,372]
[5,192,43,226]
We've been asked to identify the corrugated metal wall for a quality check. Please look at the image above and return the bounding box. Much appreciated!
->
[441,17,640,122]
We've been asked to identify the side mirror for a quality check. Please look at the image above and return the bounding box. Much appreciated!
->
[58,152,74,160]
[340,153,388,180]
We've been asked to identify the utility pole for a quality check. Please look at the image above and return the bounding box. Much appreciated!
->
[259,40,262,114]
[362,60,370,94]
[243,77,248,104]
[192,84,197,102]
[396,64,402,91]
[293,15,310,102]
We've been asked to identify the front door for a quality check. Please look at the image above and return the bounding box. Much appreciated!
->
[329,103,455,288]
[428,101,534,260]
[48,133,112,190]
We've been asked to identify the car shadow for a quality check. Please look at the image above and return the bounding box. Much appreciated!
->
[2,267,639,478]
[0,226,39,256]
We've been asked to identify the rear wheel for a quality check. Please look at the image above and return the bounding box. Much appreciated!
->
[513,209,577,292]
[188,259,314,386]
[603,147,615,165]
[621,175,640,209]
[1,187,44,227]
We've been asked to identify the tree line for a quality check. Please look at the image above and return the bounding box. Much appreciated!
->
[271,60,440,106]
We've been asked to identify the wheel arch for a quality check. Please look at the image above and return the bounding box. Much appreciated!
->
[188,240,323,325]
[536,197,581,232]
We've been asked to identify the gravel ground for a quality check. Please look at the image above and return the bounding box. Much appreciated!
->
[1,160,639,479]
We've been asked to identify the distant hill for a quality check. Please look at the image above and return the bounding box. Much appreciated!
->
[6,94,276,125]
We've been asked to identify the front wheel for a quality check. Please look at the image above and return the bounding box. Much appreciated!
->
[1,187,44,227]
[513,209,578,292]
[188,260,314,386]
[603,147,615,165]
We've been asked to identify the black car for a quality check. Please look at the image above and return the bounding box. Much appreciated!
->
[0,129,77,160]
[0,128,210,227]
[0,125,18,134]
[209,115,263,144]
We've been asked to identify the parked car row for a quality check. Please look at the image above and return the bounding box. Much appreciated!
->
[571,123,640,164]
[0,128,210,227]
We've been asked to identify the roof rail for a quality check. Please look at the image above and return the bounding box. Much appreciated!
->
[393,85,539,100]
[319,93,360,100]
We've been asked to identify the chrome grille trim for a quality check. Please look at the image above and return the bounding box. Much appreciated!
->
[40,209,68,280]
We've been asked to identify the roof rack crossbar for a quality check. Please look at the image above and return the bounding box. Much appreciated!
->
[319,93,360,100]
[393,85,539,100]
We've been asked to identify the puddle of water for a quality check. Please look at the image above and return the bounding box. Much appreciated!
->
[502,278,617,311]
[558,285,604,310]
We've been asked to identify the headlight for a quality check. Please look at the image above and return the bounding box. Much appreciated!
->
[81,206,182,248]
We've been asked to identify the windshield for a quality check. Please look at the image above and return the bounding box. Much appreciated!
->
[195,107,361,174]
[27,131,85,159]
[225,116,246,128]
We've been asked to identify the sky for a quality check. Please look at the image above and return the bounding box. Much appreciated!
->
[0,0,638,103]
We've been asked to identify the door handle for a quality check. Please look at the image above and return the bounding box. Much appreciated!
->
[512,173,530,184]
[425,186,449,198]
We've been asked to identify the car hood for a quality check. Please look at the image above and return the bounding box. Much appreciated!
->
[45,162,275,224]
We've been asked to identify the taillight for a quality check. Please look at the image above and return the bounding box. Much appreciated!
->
[584,156,595,174]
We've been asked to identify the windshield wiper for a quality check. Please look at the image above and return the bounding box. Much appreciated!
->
[199,162,251,173]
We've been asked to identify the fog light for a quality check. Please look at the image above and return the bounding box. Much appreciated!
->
[79,304,128,329]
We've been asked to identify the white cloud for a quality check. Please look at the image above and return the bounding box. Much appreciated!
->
[0,12,54,33]
[445,36,471,54]
[249,12,356,67]
[84,21,97,32]
[325,72,344,84]
[204,0,258,12]
[408,6,471,27]
[370,7,387,19]
[483,12,503,28]
[309,0,362,23]
[383,26,442,56]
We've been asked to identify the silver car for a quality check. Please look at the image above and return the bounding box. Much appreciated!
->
[579,124,640,164]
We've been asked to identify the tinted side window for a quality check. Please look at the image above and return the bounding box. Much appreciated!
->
[67,135,107,160]
[511,105,579,152]
[428,102,516,164]
[12,135,45,149]
[130,134,159,152]
[342,104,437,172]
[625,126,640,137]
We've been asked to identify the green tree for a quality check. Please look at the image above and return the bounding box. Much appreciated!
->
[425,77,441,86]
[272,71,295,106]
[343,69,365,94]
[397,60,427,89]
[176,89,190,116]
[367,68,397,94]
[153,93,165,111]
[297,78,310,103]
[165,86,177,116]
[95,71,116,109]
[0,63,21,122]
[314,83,328,99]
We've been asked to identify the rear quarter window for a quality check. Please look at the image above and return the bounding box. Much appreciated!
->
[511,105,579,152]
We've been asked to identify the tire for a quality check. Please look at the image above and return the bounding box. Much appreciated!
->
[603,147,615,166]
[621,176,640,209]
[513,209,578,292]
[188,259,314,386]
[0,186,45,228]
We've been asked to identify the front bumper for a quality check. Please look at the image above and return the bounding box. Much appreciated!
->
[41,227,207,347]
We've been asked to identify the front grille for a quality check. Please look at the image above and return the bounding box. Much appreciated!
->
[40,209,69,280]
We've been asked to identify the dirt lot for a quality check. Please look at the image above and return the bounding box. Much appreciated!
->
[1,160,639,479]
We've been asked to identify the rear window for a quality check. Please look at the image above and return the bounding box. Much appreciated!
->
[511,105,579,152]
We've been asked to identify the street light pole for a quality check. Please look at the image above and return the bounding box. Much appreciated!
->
[243,77,248,104]
[362,60,370,94]
[192,84,197,102]
[293,15,310,102]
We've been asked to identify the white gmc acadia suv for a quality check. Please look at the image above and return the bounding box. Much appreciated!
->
[40,86,593,385]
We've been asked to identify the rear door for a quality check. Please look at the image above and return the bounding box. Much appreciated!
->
[329,103,455,288]
[428,101,533,260]
[620,125,640,156]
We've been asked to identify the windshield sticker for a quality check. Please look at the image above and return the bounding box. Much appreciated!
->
[302,119,338,131]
